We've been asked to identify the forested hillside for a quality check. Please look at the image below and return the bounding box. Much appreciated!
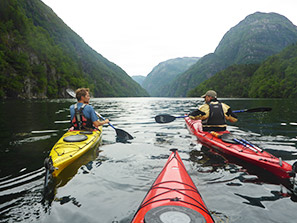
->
[188,43,297,98]
[142,57,200,96]
[164,12,297,97]
[0,0,148,98]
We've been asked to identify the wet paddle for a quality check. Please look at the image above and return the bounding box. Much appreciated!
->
[66,89,133,140]
[155,107,272,124]
[155,114,187,124]
[95,111,133,140]
[233,107,272,113]
[155,110,206,124]
[211,132,263,152]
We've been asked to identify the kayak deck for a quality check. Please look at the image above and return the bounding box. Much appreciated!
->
[131,149,214,223]
[48,127,102,177]
[185,117,293,179]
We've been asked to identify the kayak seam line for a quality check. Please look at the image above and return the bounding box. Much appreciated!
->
[140,187,208,211]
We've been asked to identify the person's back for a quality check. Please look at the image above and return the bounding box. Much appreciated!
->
[69,88,109,130]
[70,103,96,130]
[189,90,237,131]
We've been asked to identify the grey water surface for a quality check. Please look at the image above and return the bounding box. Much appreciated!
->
[0,97,296,223]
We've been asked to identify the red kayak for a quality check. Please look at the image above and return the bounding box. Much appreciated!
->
[185,117,294,179]
[131,149,214,223]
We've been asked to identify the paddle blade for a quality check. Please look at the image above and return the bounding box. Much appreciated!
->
[155,115,176,123]
[233,107,272,113]
[245,107,272,113]
[115,128,133,140]
[292,161,297,173]
[66,88,76,98]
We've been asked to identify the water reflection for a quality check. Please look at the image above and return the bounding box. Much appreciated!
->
[190,145,297,202]
[0,98,297,223]
[234,191,287,208]
[42,142,103,208]
[55,195,82,207]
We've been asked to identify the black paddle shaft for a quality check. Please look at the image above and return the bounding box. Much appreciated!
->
[233,107,272,113]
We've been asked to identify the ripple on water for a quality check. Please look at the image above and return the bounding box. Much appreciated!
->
[1,98,297,223]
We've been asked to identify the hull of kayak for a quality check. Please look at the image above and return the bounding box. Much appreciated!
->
[185,117,292,179]
[131,149,214,223]
[48,127,102,177]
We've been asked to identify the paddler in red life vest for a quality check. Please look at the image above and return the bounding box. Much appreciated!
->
[70,88,109,130]
[189,90,237,132]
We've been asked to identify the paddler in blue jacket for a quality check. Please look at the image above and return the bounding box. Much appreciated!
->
[70,88,109,130]
[189,90,237,131]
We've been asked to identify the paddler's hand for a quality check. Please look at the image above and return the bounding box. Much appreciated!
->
[188,110,206,119]
[189,109,206,116]
[94,118,110,127]
[226,108,237,118]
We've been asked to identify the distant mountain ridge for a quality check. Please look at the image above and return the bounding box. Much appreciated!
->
[188,43,297,98]
[0,0,148,98]
[142,57,200,96]
[163,12,297,97]
[131,75,146,86]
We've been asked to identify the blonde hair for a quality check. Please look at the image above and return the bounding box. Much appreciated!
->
[75,88,90,101]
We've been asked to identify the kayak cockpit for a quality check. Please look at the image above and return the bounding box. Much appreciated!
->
[144,205,208,223]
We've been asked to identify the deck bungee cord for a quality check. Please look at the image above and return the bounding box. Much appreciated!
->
[43,89,133,196]
[131,149,214,223]
[183,117,297,196]
[155,110,297,196]
[43,127,103,196]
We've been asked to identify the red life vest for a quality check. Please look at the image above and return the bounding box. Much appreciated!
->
[71,104,93,130]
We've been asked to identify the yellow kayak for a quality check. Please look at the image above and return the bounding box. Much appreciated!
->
[45,127,102,178]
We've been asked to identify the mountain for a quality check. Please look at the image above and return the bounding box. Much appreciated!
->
[164,12,297,97]
[0,0,148,98]
[249,43,297,98]
[131,75,146,86]
[142,57,200,96]
[187,64,260,97]
[188,42,297,98]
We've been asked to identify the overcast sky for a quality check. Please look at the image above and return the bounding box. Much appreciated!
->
[41,0,297,77]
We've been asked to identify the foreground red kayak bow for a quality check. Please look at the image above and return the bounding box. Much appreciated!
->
[131,149,214,223]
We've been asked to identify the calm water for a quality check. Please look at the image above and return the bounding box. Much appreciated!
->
[0,98,297,223]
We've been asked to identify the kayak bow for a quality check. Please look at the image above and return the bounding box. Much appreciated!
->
[131,149,214,223]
